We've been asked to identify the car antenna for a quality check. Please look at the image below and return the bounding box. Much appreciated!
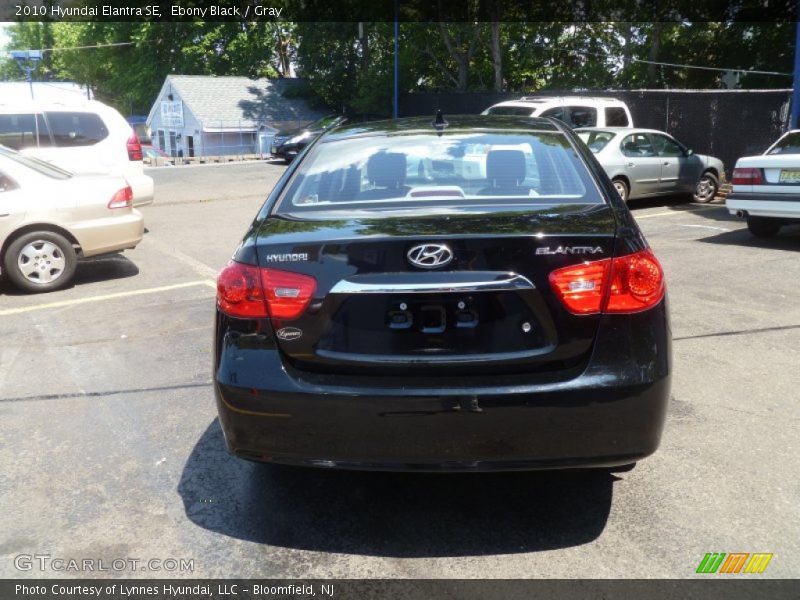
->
[433,109,448,136]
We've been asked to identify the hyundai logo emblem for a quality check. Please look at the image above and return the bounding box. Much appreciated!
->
[407,244,454,269]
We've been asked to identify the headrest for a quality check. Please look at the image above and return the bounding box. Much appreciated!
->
[367,152,406,188]
[486,149,526,186]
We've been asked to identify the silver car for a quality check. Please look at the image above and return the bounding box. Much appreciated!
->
[576,127,724,203]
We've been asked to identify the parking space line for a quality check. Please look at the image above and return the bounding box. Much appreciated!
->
[634,205,722,219]
[0,280,214,317]
[144,236,220,280]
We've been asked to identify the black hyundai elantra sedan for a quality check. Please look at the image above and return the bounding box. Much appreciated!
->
[213,115,671,471]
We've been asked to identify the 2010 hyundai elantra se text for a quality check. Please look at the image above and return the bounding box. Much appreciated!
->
[213,115,671,472]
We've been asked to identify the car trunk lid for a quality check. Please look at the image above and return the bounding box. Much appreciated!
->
[256,204,617,376]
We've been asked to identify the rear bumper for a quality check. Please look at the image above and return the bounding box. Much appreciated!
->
[727,192,800,220]
[214,303,672,471]
[70,210,144,258]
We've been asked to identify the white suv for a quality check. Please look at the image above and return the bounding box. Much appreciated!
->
[0,100,153,206]
[482,96,634,129]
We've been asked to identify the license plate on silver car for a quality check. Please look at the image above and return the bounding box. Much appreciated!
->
[779,169,800,183]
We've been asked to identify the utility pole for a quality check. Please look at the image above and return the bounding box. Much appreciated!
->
[393,0,399,119]
[793,14,800,129]
[10,50,42,99]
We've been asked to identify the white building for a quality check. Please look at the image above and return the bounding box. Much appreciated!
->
[145,75,323,158]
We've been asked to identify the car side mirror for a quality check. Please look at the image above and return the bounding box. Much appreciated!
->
[685,148,694,156]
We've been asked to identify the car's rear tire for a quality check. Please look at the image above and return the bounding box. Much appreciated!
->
[693,171,718,203]
[3,231,77,293]
[746,216,782,238]
[612,177,629,202]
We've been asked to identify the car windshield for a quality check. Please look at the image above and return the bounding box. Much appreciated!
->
[576,130,616,153]
[277,130,602,213]
[0,145,72,179]
[767,132,800,155]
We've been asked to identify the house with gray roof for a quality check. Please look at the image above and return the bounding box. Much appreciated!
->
[145,75,323,159]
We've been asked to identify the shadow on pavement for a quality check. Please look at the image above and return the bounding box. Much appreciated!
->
[697,224,800,248]
[0,254,139,296]
[178,419,616,558]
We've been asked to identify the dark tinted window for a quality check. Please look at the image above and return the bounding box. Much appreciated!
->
[767,132,800,155]
[605,107,629,127]
[621,134,656,157]
[486,106,537,117]
[567,107,597,128]
[540,107,566,122]
[651,133,684,157]
[278,131,602,213]
[0,114,51,150]
[45,112,108,147]
[576,130,616,153]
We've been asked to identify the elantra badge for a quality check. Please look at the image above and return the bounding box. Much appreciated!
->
[536,246,604,256]
[407,244,454,269]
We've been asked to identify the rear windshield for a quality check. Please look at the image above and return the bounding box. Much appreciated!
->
[767,132,800,155]
[0,147,72,179]
[276,131,602,213]
[576,130,616,153]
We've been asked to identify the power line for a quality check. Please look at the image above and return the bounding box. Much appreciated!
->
[629,57,791,77]
[554,45,792,77]
[41,41,134,52]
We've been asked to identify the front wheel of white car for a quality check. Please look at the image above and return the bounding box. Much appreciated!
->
[3,231,77,293]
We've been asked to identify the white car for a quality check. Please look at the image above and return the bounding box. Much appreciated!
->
[0,145,143,292]
[0,100,154,207]
[727,129,800,237]
[482,96,634,128]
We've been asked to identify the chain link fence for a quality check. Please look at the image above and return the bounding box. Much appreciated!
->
[401,89,792,173]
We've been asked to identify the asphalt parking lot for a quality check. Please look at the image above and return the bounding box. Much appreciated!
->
[1,161,798,579]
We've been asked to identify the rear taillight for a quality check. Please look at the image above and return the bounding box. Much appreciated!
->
[549,249,665,315]
[604,249,665,313]
[261,268,317,320]
[731,167,763,185]
[216,262,316,320]
[108,186,133,209]
[126,132,143,161]
[549,258,610,314]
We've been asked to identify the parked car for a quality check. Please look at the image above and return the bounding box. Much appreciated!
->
[213,115,671,472]
[727,129,800,237]
[270,115,346,163]
[575,127,724,203]
[142,144,173,166]
[0,145,143,293]
[0,100,154,206]
[482,96,634,128]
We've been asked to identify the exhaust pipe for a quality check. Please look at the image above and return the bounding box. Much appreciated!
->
[735,210,748,218]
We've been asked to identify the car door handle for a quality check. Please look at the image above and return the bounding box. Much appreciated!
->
[627,163,635,167]
[663,162,670,166]
[0,213,9,217]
